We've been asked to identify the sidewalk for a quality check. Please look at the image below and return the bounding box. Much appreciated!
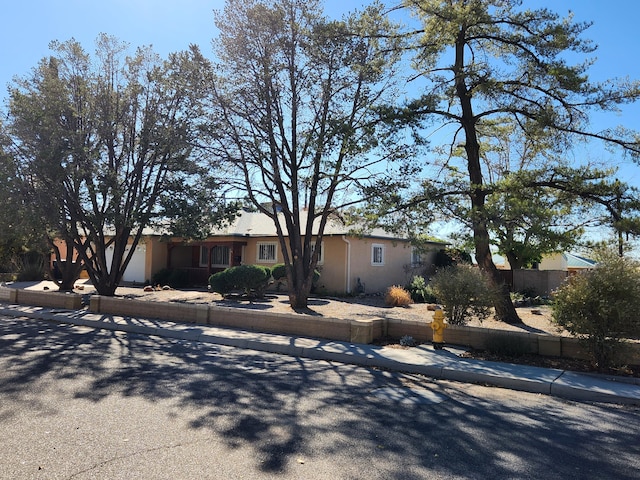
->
[1,303,639,405]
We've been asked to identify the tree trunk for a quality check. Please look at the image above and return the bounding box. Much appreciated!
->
[505,251,525,271]
[49,238,83,292]
[287,262,313,311]
[455,28,521,324]
[92,277,118,297]
[474,232,520,324]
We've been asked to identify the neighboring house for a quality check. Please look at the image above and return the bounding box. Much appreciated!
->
[53,210,446,295]
[537,252,597,274]
[493,252,597,296]
[493,252,596,273]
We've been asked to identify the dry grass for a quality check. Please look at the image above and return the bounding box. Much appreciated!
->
[384,285,413,307]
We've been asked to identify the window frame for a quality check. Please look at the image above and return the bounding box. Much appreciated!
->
[200,245,231,268]
[411,247,423,267]
[199,246,208,267]
[257,242,278,263]
[210,245,231,268]
[371,243,385,266]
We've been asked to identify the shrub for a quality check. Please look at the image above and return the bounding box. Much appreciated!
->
[385,285,413,307]
[399,335,416,347]
[209,264,272,297]
[152,268,190,289]
[270,263,321,291]
[151,268,172,286]
[429,265,495,325]
[552,251,640,370]
[272,264,287,281]
[16,253,46,282]
[406,275,436,303]
[208,269,233,295]
[434,248,473,269]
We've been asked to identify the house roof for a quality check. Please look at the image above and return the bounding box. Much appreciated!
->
[213,210,416,241]
[563,253,597,269]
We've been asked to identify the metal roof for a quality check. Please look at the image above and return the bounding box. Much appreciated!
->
[563,253,597,269]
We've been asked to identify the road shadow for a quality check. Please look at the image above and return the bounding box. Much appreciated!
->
[1,317,638,479]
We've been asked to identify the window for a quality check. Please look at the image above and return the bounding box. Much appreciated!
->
[257,242,278,263]
[200,245,230,267]
[371,243,385,266]
[200,246,208,267]
[211,246,230,267]
[411,247,422,267]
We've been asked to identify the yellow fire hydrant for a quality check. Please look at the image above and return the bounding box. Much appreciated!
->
[430,307,447,350]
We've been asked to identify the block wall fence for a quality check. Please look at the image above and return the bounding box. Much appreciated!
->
[1,287,638,366]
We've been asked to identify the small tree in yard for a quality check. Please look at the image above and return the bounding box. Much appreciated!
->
[207,0,413,309]
[553,251,640,370]
[429,265,495,326]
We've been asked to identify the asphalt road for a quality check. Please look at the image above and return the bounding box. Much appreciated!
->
[1,316,639,480]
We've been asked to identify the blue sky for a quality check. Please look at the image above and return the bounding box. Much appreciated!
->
[1,0,639,183]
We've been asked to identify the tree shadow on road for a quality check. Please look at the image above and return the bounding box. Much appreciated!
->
[1,317,638,479]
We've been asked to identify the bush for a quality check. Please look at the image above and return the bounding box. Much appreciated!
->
[152,268,190,289]
[385,285,413,307]
[209,264,272,297]
[272,264,287,281]
[399,335,416,347]
[16,253,46,282]
[429,265,495,325]
[208,269,233,295]
[552,251,640,370]
[406,275,436,303]
[434,248,473,269]
[270,263,321,291]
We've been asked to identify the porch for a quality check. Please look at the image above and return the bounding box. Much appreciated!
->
[166,241,246,285]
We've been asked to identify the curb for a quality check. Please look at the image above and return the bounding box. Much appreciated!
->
[1,304,639,405]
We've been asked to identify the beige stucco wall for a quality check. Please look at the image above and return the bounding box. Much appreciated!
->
[343,237,430,294]
[539,253,567,271]
[312,236,347,294]
[145,237,168,281]
[243,239,279,268]
[245,235,440,295]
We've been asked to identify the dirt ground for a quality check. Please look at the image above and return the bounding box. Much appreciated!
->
[117,284,564,335]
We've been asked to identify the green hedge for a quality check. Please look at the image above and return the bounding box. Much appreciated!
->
[209,264,272,297]
[271,263,321,284]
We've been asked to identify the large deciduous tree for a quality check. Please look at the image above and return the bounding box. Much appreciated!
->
[207,0,416,309]
[395,0,640,323]
[6,35,231,295]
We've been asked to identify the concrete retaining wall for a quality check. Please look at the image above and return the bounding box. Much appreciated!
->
[89,295,374,344]
[384,317,639,365]
[2,287,638,365]
[1,287,82,310]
